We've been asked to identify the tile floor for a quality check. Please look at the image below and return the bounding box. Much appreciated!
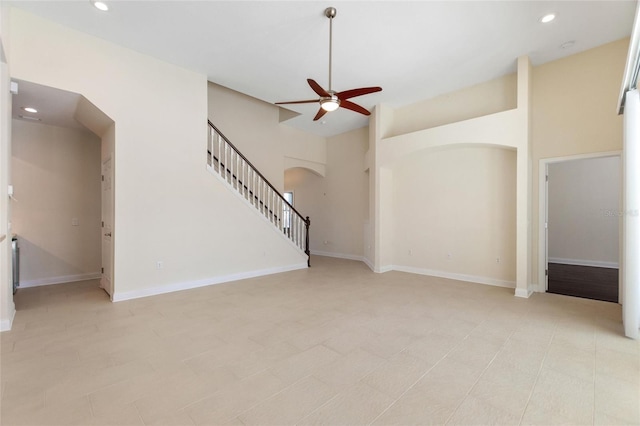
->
[1,256,638,425]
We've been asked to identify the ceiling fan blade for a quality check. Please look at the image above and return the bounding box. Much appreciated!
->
[275,99,319,105]
[313,108,328,121]
[307,79,330,97]
[337,86,382,100]
[339,100,371,116]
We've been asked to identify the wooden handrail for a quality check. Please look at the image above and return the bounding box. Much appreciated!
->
[208,121,308,221]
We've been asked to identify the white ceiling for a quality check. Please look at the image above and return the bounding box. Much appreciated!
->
[8,1,637,137]
[12,79,84,130]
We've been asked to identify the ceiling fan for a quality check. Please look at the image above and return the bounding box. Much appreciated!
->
[276,7,382,121]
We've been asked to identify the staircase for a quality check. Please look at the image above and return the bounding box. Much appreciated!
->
[207,121,310,266]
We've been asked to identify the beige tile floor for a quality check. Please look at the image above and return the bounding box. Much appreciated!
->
[1,256,638,426]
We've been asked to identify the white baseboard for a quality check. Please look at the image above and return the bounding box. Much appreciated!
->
[112,263,308,302]
[548,257,618,269]
[18,272,102,289]
[392,265,516,289]
[376,265,393,273]
[311,250,364,262]
[0,308,16,332]
[362,257,374,272]
[515,288,534,298]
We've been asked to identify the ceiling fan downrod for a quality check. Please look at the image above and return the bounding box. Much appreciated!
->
[325,7,336,92]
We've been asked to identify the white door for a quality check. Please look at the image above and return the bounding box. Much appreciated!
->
[101,156,113,298]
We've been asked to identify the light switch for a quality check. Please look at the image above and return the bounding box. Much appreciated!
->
[71,218,79,226]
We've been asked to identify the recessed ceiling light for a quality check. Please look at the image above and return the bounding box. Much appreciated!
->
[93,1,109,12]
[22,107,37,113]
[540,13,556,24]
[560,40,576,49]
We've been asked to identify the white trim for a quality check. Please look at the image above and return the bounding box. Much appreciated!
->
[18,272,101,288]
[538,160,549,293]
[311,250,364,262]
[538,151,623,294]
[548,257,619,269]
[0,308,16,332]
[376,265,393,273]
[618,1,640,114]
[540,151,623,164]
[391,265,516,289]
[112,263,307,302]
[362,257,374,272]
[515,288,534,298]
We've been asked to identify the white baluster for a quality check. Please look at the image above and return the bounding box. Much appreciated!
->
[210,130,213,166]
[227,144,232,184]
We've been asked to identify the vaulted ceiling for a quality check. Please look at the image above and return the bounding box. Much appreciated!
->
[9,1,637,136]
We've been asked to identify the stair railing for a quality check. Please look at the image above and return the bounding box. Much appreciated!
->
[207,121,310,266]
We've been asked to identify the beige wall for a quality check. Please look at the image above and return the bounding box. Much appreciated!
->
[284,127,368,258]
[12,120,102,284]
[532,38,628,286]
[208,82,327,192]
[393,145,517,285]
[548,156,620,267]
[387,73,517,138]
[9,9,307,301]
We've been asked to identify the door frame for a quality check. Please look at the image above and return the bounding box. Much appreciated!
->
[538,151,622,300]
[101,153,114,299]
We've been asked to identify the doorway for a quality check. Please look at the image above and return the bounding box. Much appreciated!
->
[539,153,622,302]
[10,80,114,299]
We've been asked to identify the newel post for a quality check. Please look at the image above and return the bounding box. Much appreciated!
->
[305,216,311,267]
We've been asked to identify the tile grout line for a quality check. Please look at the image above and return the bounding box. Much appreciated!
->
[293,342,389,424]
[517,323,558,426]
[295,387,342,425]
[295,324,438,424]
[442,329,518,425]
[209,372,318,425]
[366,320,488,426]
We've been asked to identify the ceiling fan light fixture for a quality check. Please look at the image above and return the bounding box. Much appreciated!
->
[320,97,340,112]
